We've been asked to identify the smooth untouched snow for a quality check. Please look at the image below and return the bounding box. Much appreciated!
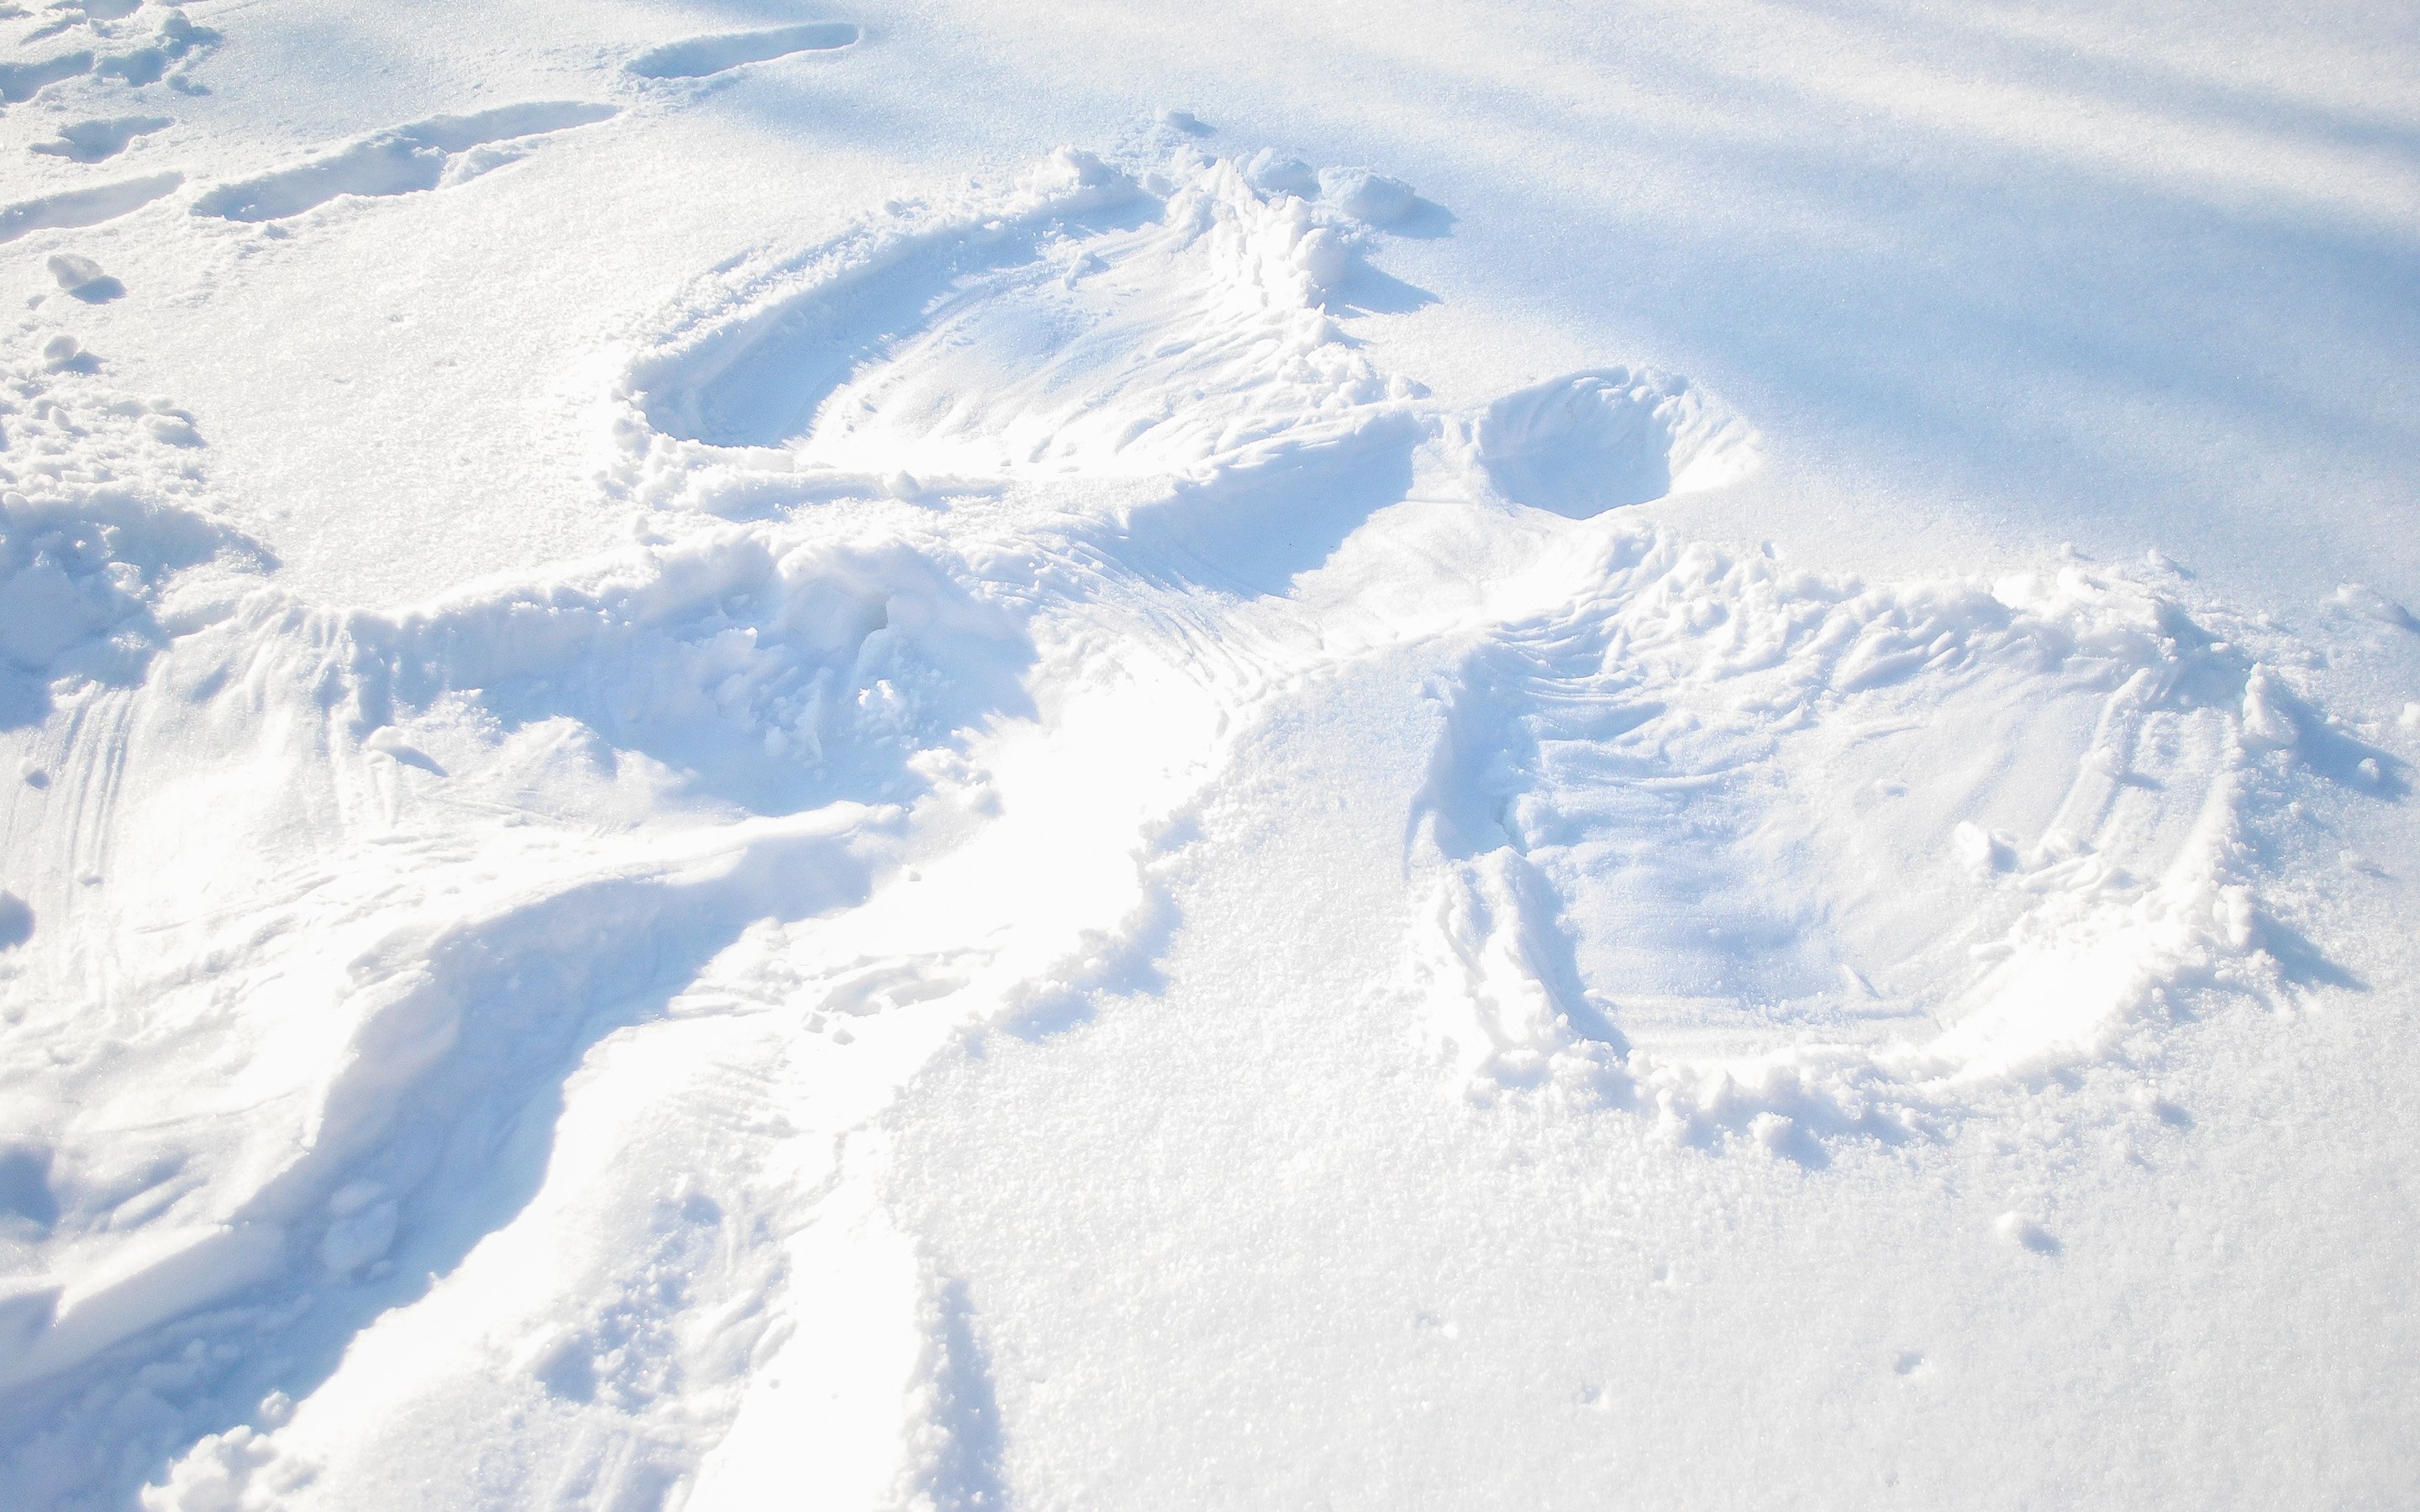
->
[1,1,2414,1509]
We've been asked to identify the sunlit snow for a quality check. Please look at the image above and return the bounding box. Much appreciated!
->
[2,3,2415,1509]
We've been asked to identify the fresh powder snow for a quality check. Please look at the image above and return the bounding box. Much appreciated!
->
[1,3,2415,1509]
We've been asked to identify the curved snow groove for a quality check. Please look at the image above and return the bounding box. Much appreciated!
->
[622,150,1148,455]
[615,147,1417,489]
[627,21,861,80]
[190,102,618,223]
[792,159,1405,484]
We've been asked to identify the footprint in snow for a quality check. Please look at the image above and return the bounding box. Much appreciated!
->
[24,0,145,29]
[0,171,181,244]
[189,101,619,223]
[29,113,172,163]
[0,50,98,105]
[627,22,860,81]
[2,12,217,97]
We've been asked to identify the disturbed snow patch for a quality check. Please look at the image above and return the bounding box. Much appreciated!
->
[0,514,1006,1504]
[189,102,618,223]
[1400,531,2287,1148]
[0,333,265,725]
[0,139,2381,1509]
[613,145,1423,506]
[599,144,2363,1156]
[0,351,1032,1504]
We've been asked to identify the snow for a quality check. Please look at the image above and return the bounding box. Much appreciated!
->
[2,0,2416,1508]
[625,24,860,83]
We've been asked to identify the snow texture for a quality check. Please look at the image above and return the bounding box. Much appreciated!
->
[0,1,2413,1508]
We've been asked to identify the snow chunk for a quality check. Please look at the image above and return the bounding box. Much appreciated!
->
[1318,165,1418,225]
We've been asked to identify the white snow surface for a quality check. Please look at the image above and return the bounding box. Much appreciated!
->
[2,2,2416,1508]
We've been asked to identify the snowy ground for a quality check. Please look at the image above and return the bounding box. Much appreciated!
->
[3,2,2416,1508]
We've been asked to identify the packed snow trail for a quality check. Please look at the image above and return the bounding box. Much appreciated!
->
[0,139,2393,1509]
